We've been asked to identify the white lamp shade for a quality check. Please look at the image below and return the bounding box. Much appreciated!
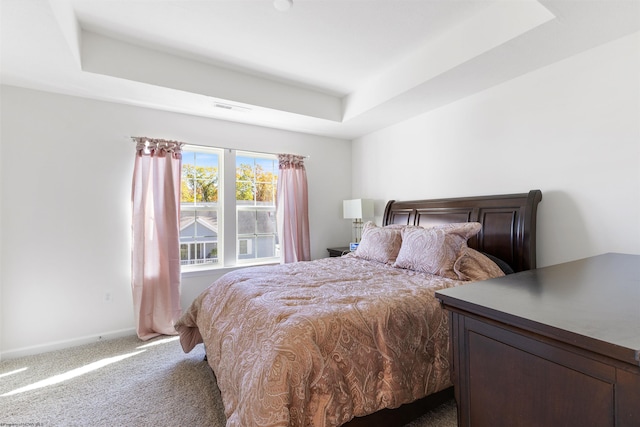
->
[343,199,374,219]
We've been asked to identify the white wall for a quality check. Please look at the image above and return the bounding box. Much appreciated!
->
[352,32,640,268]
[0,87,351,358]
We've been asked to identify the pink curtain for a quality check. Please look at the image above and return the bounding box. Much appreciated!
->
[131,137,183,340]
[276,154,310,263]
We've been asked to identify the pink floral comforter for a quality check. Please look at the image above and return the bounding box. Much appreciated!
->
[175,256,460,427]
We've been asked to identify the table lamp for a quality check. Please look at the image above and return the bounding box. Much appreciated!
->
[343,199,374,248]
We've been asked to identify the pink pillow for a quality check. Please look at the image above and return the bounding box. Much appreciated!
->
[393,222,482,279]
[353,222,403,264]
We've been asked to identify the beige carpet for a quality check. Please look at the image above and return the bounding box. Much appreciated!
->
[0,335,456,426]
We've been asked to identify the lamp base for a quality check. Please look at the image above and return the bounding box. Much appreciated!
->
[352,219,364,243]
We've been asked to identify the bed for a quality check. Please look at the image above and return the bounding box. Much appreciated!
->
[176,190,542,427]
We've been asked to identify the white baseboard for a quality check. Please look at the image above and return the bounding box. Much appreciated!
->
[0,328,137,360]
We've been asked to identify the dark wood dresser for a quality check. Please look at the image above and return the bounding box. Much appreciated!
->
[436,253,640,427]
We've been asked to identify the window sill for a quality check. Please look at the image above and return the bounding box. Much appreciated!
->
[181,260,280,278]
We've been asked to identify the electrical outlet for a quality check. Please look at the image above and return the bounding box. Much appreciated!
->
[105,292,113,303]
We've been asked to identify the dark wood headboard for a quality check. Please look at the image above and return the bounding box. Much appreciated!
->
[382,190,542,272]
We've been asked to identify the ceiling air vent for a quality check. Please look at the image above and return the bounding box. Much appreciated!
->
[214,103,251,113]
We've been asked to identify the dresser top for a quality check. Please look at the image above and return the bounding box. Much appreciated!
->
[436,253,640,366]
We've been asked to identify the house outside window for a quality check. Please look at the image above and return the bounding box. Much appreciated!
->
[180,146,279,270]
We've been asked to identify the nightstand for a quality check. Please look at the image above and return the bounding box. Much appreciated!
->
[327,247,351,257]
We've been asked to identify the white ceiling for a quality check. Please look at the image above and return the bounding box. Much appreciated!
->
[2,0,639,140]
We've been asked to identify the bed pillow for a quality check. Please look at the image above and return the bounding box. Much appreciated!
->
[454,247,506,281]
[393,222,482,279]
[352,222,403,264]
[481,252,515,275]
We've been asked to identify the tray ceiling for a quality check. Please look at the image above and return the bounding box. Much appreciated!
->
[2,0,639,139]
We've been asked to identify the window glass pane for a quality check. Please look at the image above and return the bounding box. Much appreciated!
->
[204,242,218,263]
[255,157,276,176]
[256,158,276,205]
[236,156,255,203]
[256,210,276,234]
[236,155,254,168]
[237,210,255,235]
[257,236,276,258]
[195,211,218,238]
[181,179,196,202]
[235,155,278,206]
[182,150,219,203]
[180,149,221,267]
[236,181,254,205]
[256,183,275,205]
[180,211,196,242]
[235,153,278,263]
[196,243,204,260]
[238,238,254,259]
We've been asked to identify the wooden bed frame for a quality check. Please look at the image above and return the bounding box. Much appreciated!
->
[383,190,542,272]
[345,189,543,427]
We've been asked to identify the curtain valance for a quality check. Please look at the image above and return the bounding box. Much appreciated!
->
[132,137,184,158]
[278,153,306,169]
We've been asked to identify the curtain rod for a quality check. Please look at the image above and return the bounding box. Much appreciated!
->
[129,136,309,159]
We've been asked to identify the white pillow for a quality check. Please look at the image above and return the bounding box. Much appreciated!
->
[393,222,482,279]
[352,222,404,264]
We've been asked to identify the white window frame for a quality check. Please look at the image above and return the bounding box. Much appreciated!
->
[181,145,224,272]
[180,146,280,274]
[234,151,280,265]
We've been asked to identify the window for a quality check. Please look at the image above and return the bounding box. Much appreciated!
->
[180,148,221,267]
[180,146,279,270]
[236,153,279,263]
